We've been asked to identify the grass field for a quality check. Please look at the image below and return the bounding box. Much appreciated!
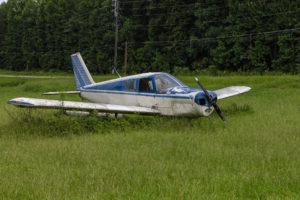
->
[0,73,299,199]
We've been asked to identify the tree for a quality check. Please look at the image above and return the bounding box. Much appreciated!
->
[0,1,8,68]
[0,0,299,74]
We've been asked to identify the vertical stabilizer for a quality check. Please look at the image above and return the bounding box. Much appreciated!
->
[71,52,95,89]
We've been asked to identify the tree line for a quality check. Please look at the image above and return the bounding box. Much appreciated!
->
[0,0,299,74]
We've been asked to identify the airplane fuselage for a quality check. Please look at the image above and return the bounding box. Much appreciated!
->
[78,73,217,117]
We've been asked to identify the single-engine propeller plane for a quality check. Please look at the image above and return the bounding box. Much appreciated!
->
[8,52,251,122]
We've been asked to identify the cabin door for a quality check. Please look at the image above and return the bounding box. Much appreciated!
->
[137,77,157,108]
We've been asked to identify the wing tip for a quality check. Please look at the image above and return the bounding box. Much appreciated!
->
[8,97,34,106]
[240,86,251,92]
[215,86,251,100]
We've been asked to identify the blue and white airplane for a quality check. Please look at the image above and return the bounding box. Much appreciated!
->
[8,52,251,122]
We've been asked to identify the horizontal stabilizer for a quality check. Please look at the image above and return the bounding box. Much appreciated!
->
[8,97,160,115]
[43,91,80,95]
[214,86,251,100]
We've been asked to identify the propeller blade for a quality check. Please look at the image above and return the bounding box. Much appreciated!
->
[211,101,226,123]
[194,77,226,123]
[194,77,212,102]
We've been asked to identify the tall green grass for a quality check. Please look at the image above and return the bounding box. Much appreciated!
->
[0,75,299,199]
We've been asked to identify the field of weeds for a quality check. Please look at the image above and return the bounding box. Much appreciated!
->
[0,73,299,199]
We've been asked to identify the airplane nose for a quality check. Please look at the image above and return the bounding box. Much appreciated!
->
[194,92,217,107]
[194,92,216,116]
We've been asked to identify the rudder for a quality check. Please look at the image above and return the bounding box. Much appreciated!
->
[71,52,95,89]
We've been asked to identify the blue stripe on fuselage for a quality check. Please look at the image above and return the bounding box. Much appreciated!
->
[79,89,193,99]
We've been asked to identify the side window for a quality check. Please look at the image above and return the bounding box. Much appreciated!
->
[124,79,136,91]
[139,78,153,92]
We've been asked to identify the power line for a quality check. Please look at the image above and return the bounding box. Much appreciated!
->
[120,1,296,13]
[3,45,117,56]
[1,9,298,39]
[122,3,197,10]
[1,8,297,39]
[119,0,152,4]
[121,10,299,30]
[128,27,300,45]
[1,1,297,31]
[119,0,224,6]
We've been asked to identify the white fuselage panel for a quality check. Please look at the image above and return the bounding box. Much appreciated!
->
[80,90,210,116]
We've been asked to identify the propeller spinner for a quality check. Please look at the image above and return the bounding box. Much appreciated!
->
[194,77,226,123]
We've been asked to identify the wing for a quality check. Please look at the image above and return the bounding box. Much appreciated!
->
[214,86,251,100]
[8,97,160,115]
[43,91,80,95]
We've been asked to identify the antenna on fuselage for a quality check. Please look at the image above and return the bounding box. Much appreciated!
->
[114,68,121,78]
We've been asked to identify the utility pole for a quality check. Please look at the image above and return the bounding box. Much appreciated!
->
[113,0,119,75]
[124,41,127,75]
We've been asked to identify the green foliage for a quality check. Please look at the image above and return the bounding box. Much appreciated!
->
[0,0,299,74]
[173,66,190,75]
[0,79,25,87]
[248,39,271,73]
[150,52,170,72]
[272,34,297,73]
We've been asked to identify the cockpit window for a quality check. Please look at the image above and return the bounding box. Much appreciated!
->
[155,74,186,93]
[139,78,153,92]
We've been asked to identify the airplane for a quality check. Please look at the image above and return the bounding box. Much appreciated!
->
[8,52,251,122]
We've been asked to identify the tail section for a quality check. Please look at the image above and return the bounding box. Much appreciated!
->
[71,52,95,89]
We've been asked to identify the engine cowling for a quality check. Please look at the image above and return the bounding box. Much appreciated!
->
[194,91,217,107]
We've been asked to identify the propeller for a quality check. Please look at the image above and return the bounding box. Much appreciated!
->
[194,77,226,123]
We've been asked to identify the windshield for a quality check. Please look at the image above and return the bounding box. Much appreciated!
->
[155,74,187,93]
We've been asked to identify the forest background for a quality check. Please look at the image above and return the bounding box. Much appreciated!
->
[0,0,299,75]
